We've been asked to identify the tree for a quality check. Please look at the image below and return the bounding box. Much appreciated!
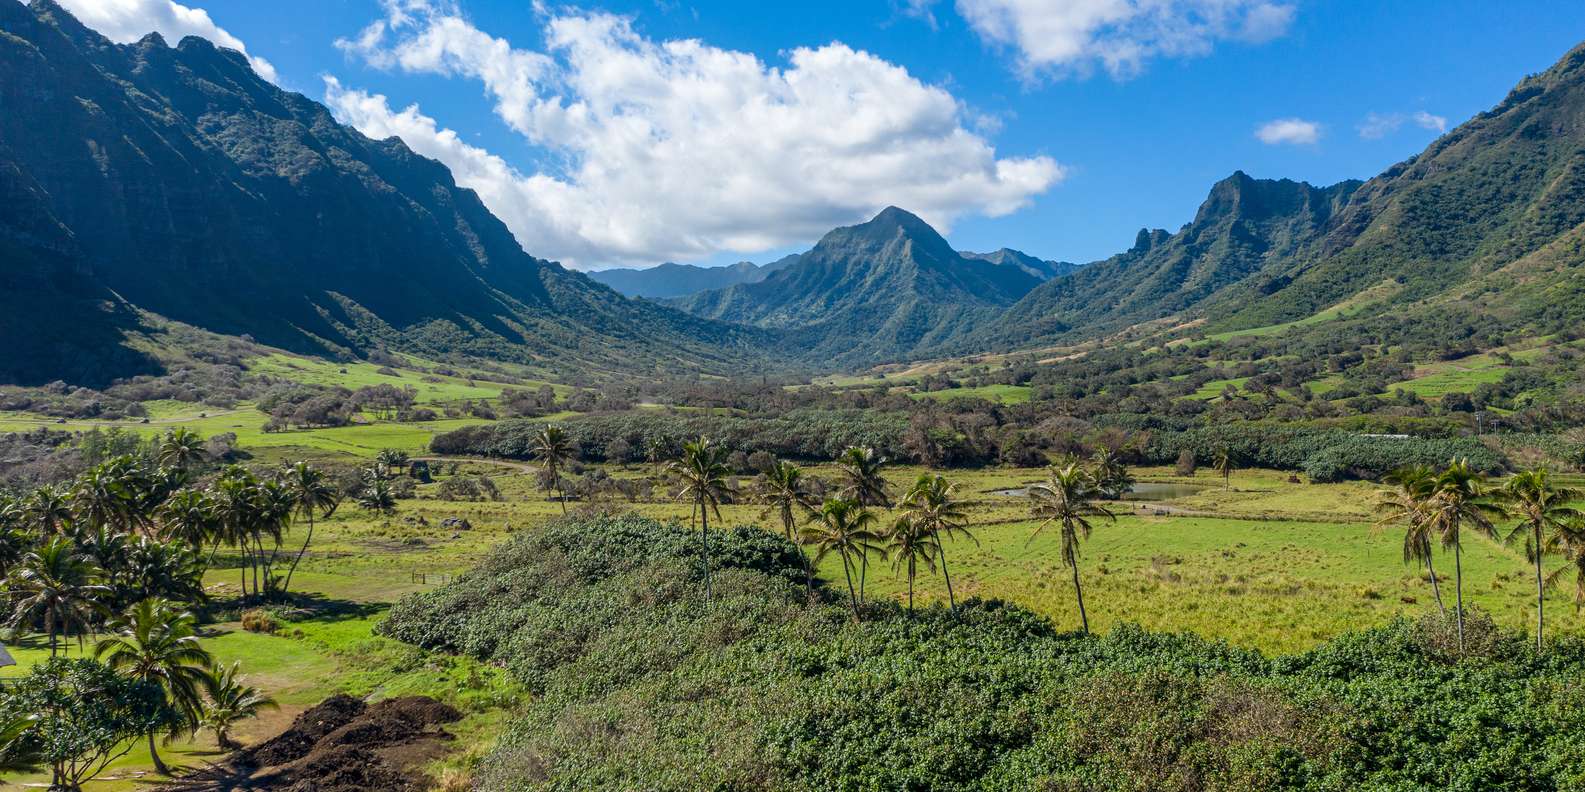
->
[900,474,975,615]
[278,462,340,596]
[1426,460,1502,652]
[72,456,154,537]
[836,447,891,600]
[356,473,398,515]
[212,467,265,600]
[532,425,574,513]
[1090,449,1134,499]
[1498,469,1581,650]
[4,536,108,655]
[0,657,167,790]
[157,489,217,549]
[0,713,42,776]
[885,515,937,616]
[22,485,72,535]
[1027,463,1115,633]
[157,428,207,471]
[95,598,215,776]
[1373,465,1447,615]
[801,499,884,620]
[374,448,410,479]
[1546,516,1585,613]
[668,438,732,599]
[1212,446,1235,490]
[201,661,277,751]
[755,460,818,596]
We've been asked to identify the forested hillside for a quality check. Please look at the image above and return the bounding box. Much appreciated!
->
[0,0,770,385]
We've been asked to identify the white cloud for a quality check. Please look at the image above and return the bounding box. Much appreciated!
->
[1255,117,1319,145]
[952,0,1295,79]
[1357,109,1448,139]
[333,1,1063,267]
[47,0,277,82]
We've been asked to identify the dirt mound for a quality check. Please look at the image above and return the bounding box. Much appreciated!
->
[160,695,462,792]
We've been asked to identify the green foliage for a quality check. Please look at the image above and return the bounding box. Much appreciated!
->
[381,514,1585,791]
[1142,424,1505,482]
[0,657,169,788]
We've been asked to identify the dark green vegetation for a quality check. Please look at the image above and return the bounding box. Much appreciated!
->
[0,0,768,387]
[588,255,801,299]
[673,207,1045,365]
[381,513,1585,791]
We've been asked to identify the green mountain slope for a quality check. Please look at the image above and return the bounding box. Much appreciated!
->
[0,0,769,385]
[977,41,1585,353]
[674,207,1042,365]
[588,255,801,299]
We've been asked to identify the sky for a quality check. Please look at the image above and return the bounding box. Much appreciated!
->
[38,0,1585,270]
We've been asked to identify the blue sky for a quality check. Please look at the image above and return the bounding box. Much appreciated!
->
[50,0,1585,269]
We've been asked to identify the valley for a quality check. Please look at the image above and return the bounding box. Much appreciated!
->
[5,1,1585,790]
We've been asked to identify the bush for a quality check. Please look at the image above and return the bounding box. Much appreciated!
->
[241,607,278,633]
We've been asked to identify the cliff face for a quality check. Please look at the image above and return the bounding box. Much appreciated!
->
[0,0,768,384]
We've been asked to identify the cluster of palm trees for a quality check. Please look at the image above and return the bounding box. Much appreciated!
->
[1375,460,1585,651]
[95,597,276,774]
[2,433,342,656]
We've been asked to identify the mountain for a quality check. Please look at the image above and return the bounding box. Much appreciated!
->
[962,248,1078,280]
[673,207,1042,365]
[979,173,1361,346]
[0,0,768,385]
[980,42,1585,351]
[588,254,801,299]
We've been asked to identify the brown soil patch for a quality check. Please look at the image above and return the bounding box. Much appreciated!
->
[157,695,462,792]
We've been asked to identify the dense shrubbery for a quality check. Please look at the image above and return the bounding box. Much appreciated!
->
[381,514,1585,791]
[1141,424,1506,482]
[430,410,911,463]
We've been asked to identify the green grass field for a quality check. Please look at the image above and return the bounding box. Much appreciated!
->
[912,384,1034,404]
[7,416,1580,788]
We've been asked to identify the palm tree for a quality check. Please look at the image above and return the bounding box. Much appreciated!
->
[212,467,264,600]
[646,437,671,479]
[1498,469,1581,650]
[836,447,891,601]
[1027,463,1115,634]
[157,428,207,471]
[278,462,340,596]
[532,425,573,513]
[1212,446,1235,490]
[0,713,41,775]
[96,598,215,775]
[1546,515,1585,613]
[1426,460,1503,651]
[158,489,218,549]
[22,485,72,535]
[756,460,819,596]
[202,661,277,751]
[356,472,398,515]
[73,456,154,536]
[885,515,938,616]
[669,438,733,598]
[4,536,109,655]
[1373,465,1447,615]
[801,499,885,620]
[1090,449,1134,499]
[900,474,975,615]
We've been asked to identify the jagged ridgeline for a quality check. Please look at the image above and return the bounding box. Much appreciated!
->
[975,43,1585,351]
[0,0,770,386]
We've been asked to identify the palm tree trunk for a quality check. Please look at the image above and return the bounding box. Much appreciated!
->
[1071,562,1089,634]
[1454,534,1465,652]
[1535,523,1545,651]
[839,548,859,620]
[940,541,957,615]
[284,513,314,595]
[907,557,915,616]
[859,553,868,604]
[148,731,169,775]
[1424,543,1447,616]
[700,500,712,600]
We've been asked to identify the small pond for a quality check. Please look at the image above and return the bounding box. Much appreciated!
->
[990,481,1205,501]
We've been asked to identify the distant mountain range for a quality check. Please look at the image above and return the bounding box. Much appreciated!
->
[0,0,768,385]
[588,255,802,299]
[671,207,1048,365]
[7,0,1585,385]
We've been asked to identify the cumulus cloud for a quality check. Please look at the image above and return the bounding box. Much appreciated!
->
[1254,117,1319,145]
[48,0,277,82]
[332,1,1063,267]
[1358,109,1447,139]
[952,0,1295,79]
